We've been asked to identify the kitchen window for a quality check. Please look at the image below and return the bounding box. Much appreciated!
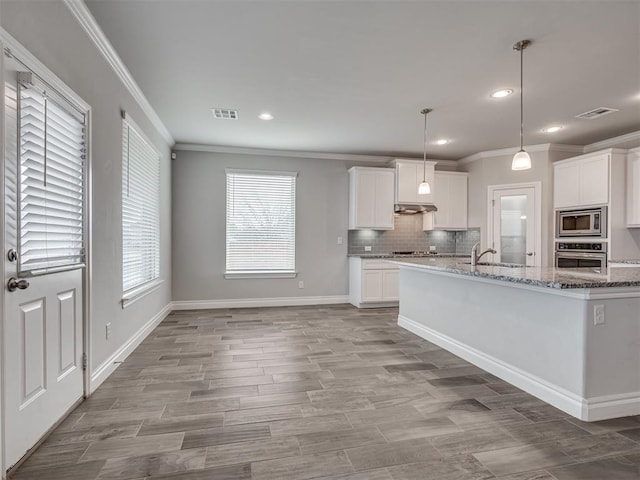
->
[121,113,161,300]
[225,169,297,278]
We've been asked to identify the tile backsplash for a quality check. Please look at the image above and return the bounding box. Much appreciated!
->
[348,215,480,255]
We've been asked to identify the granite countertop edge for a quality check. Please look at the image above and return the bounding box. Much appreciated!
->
[388,258,640,289]
[348,253,468,259]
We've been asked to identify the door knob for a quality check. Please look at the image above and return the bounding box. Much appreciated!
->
[526,252,534,256]
[7,277,29,292]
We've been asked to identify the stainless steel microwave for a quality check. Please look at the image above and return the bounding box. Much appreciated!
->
[556,207,607,238]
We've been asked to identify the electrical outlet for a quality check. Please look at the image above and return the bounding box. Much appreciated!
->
[106,322,111,340]
[337,236,343,245]
[298,280,304,289]
[429,246,437,251]
[594,304,605,325]
[364,246,372,252]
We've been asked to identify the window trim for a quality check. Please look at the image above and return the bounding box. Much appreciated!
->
[224,168,297,277]
[121,278,164,309]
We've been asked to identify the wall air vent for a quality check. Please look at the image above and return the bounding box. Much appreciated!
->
[212,108,238,119]
[575,107,619,120]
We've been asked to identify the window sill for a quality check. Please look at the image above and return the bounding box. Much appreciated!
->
[121,279,164,308]
[224,271,298,279]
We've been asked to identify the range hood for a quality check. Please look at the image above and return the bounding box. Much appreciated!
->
[394,203,438,214]
[390,159,438,215]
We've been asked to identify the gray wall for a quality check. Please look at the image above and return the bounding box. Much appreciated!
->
[462,149,577,267]
[2,1,173,372]
[172,150,349,301]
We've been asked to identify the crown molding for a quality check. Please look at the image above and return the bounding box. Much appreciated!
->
[1,28,91,112]
[458,143,585,165]
[583,130,640,153]
[174,143,393,164]
[63,0,174,147]
[173,143,461,168]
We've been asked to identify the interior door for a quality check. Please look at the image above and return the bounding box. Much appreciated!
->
[491,187,538,266]
[3,55,85,469]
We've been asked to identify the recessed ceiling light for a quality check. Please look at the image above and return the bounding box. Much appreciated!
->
[542,125,563,133]
[435,139,449,145]
[258,112,274,121]
[490,89,513,99]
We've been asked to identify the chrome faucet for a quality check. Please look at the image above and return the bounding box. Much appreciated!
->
[471,242,497,266]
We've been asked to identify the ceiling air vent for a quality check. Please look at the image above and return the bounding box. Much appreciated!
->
[575,107,619,120]
[212,108,238,119]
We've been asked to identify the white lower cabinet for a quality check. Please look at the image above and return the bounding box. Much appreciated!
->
[349,258,399,308]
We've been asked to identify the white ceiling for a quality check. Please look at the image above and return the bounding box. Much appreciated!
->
[86,0,640,160]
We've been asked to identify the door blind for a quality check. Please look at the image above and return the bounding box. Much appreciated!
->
[18,80,85,275]
[122,117,160,293]
[226,170,296,273]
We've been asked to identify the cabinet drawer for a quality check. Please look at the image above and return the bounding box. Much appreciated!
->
[362,259,399,270]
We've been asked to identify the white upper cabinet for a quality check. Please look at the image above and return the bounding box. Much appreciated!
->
[424,171,468,230]
[348,167,395,230]
[391,159,437,204]
[628,149,640,227]
[553,152,610,209]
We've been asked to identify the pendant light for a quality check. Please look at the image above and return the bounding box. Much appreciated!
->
[418,108,432,194]
[512,39,532,171]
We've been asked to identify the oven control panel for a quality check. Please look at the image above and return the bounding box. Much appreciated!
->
[556,242,606,252]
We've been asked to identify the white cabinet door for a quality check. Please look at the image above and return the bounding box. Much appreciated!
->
[424,172,468,230]
[381,270,399,301]
[554,161,580,208]
[393,159,436,204]
[362,270,382,302]
[554,154,609,209]
[432,172,450,228]
[349,168,395,230]
[628,152,640,227]
[396,162,418,204]
[580,154,609,206]
[354,170,376,228]
[449,174,469,229]
[374,171,395,229]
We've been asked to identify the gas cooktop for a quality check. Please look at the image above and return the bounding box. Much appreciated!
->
[391,251,438,256]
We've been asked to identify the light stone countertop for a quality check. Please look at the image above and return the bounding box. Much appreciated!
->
[347,253,467,259]
[389,257,640,289]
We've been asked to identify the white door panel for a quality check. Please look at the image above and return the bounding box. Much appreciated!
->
[4,53,85,470]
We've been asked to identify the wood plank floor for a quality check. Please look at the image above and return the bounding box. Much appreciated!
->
[10,305,640,479]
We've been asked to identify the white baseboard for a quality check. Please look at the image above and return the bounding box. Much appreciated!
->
[585,391,640,421]
[171,295,349,310]
[89,303,172,393]
[398,315,591,420]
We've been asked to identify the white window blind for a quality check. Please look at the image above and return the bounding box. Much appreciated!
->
[226,170,296,274]
[18,75,86,275]
[122,115,160,293]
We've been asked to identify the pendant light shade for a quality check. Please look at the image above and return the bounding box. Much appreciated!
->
[418,181,431,195]
[512,149,531,170]
[419,108,432,194]
[512,39,532,171]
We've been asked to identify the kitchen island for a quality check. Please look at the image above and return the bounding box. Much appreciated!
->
[390,257,640,421]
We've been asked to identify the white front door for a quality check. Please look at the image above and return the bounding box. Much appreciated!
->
[490,187,539,267]
[3,53,85,470]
